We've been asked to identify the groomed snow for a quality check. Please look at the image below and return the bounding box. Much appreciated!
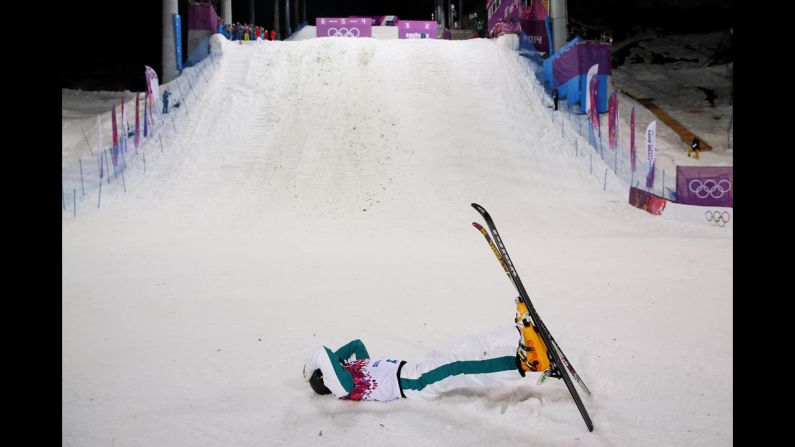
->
[62,33,731,446]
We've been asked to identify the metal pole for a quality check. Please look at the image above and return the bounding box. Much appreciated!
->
[222,0,232,24]
[285,0,291,37]
[186,73,195,99]
[293,0,299,31]
[550,0,569,53]
[274,0,280,38]
[162,0,179,83]
[98,159,103,209]
[80,126,95,156]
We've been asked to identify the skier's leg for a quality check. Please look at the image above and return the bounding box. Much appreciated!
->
[400,327,522,400]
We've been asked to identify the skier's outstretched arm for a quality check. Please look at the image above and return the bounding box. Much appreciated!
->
[334,339,370,361]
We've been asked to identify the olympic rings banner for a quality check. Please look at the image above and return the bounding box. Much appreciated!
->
[398,21,439,39]
[675,166,733,207]
[316,18,372,38]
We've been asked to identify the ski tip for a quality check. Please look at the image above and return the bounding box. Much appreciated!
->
[471,203,485,213]
[471,222,483,230]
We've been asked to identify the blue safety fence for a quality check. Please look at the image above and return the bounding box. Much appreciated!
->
[516,44,678,202]
[62,51,221,219]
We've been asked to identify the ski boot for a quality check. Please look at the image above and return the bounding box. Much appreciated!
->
[514,297,551,375]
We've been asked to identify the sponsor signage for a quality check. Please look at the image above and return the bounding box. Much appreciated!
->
[316,18,372,38]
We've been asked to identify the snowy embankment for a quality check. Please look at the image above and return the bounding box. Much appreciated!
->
[62,34,731,446]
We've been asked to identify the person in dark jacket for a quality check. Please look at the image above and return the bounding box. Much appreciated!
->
[689,137,701,159]
[552,89,559,111]
[162,90,171,114]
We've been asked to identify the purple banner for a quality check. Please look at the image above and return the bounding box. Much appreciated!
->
[608,92,619,151]
[524,20,548,52]
[188,4,218,31]
[521,0,548,52]
[316,18,372,38]
[398,21,438,39]
[552,42,612,88]
[494,22,522,35]
[350,16,398,26]
[676,166,733,207]
[488,0,518,36]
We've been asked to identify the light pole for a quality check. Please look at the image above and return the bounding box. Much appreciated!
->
[162,0,178,83]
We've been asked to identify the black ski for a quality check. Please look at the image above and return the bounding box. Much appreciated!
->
[471,203,594,432]
[472,220,591,395]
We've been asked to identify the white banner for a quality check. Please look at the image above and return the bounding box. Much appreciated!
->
[585,63,599,114]
[145,66,161,119]
[645,121,657,188]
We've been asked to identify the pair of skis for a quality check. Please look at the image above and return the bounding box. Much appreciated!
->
[471,203,594,432]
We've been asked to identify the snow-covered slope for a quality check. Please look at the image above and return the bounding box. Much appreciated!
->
[62,35,732,446]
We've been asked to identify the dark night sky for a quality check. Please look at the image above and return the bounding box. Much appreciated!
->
[61,0,731,92]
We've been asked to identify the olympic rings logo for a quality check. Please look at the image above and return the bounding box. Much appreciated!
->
[327,27,360,38]
[705,210,731,227]
[688,179,732,199]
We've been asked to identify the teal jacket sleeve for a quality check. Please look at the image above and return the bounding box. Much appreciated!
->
[334,339,370,362]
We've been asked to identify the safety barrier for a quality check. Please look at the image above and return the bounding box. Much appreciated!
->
[61,52,220,219]
[516,44,680,203]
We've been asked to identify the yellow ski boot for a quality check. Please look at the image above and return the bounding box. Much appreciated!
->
[515,297,551,374]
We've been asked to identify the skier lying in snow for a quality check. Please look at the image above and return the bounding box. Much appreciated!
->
[303,297,552,401]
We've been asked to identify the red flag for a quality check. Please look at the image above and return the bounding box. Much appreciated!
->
[589,76,599,131]
[134,92,141,148]
[111,105,119,167]
[608,92,618,151]
[120,96,126,154]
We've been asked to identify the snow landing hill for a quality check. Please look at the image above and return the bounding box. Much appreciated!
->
[62,31,732,446]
